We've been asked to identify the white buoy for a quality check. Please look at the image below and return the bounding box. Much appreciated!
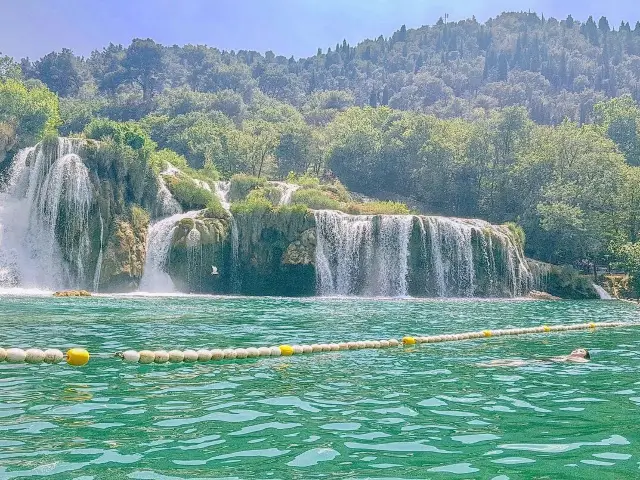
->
[258,346,272,357]
[301,345,312,354]
[320,344,331,352]
[223,348,237,359]
[197,349,212,361]
[338,342,349,350]
[168,350,184,363]
[269,346,281,356]
[347,341,357,349]
[235,348,248,359]
[25,348,45,364]
[43,348,64,364]
[246,347,260,358]
[6,348,26,363]
[364,340,374,348]
[154,350,169,363]
[211,349,225,360]
[0,347,6,361]
[356,341,366,349]
[389,339,399,347]
[329,343,340,351]
[311,344,322,353]
[379,340,389,348]
[122,350,140,363]
[292,345,304,354]
[139,350,155,364]
[183,350,198,362]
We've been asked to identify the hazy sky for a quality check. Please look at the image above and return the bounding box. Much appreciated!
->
[1,0,638,60]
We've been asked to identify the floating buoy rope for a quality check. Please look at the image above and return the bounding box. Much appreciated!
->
[1,322,637,366]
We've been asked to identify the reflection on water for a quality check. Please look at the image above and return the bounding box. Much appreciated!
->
[0,296,639,479]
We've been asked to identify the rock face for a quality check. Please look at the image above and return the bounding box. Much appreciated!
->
[99,218,148,292]
[234,207,316,296]
[167,215,232,293]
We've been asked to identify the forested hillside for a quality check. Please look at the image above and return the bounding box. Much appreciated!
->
[1,11,640,294]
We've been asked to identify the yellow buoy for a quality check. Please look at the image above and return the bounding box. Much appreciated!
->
[279,345,294,356]
[589,322,596,329]
[543,325,551,332]
[483,330,492,338]
[66,348,90,366]
[402,336,416,345]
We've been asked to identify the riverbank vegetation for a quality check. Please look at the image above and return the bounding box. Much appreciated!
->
[1,11,640,294]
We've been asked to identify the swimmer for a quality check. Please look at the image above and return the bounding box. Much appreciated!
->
[211,266,219,275]
[477,348,590,367]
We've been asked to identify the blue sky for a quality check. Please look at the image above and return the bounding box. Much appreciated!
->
[1,0,638,60]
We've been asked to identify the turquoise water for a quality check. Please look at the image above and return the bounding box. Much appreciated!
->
[0,295,639,479]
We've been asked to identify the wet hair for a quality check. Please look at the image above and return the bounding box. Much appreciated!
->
[584,349,591,359]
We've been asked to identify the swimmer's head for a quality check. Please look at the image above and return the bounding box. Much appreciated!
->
[570,348,590,359]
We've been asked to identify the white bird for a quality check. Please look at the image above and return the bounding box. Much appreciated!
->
[211,266,219,275]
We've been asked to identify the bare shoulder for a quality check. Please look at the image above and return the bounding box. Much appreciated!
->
[476,359,530,367]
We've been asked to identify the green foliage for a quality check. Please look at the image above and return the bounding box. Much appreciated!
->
[164,174,216,210]
[229,173,267,201]
[545,266,599,299]
[84,118,153,151]
[346,201,410,215]
[290,188,341,210]
[230,195,274,216]
[613,242,640,296]
[505,222,526,249]
[0,79,60,146]
[130,205,150,232]
[202,197,229,220]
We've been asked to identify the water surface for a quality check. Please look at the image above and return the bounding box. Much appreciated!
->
[0,296,639,479]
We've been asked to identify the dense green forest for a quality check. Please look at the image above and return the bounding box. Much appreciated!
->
[1,11,640,294]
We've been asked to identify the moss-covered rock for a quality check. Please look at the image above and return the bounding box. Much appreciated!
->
[99,217,148,292]
[234,205,316,296]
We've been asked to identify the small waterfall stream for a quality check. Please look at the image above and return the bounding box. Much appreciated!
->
[139,211,200,292]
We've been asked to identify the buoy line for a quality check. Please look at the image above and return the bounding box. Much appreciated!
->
[1,322,637,366]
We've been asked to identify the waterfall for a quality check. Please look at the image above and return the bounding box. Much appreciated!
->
[139,211,199,292]
[271,182,300,205]
[0,139,96,290]
[418,217,530,297]
[214,181,231,211]
[154,178,182,218]
[314,211,531,298]
[593,284,613,300]
[214,181,239,291]
[93,213,104,292]
[314,210,413,297]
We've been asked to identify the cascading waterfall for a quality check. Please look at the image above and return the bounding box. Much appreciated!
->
[214,181,231,211]
[315,211,532,298]
[271,181,300,205]
[154,178,182,218]
[314,210,413,297]
[139,211,200,292]
[0,139,96,290]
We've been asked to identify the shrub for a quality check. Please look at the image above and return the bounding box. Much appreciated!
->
[130,205,150,231]
[84,118,153,151]
[229,174,267,201]
[291,188,341,210]
[230,195,274,216]
[202,196,229,220]
[505,222,526,249]
[345,201,410,215]
[164,175,215,210]
[319,181,351,202]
